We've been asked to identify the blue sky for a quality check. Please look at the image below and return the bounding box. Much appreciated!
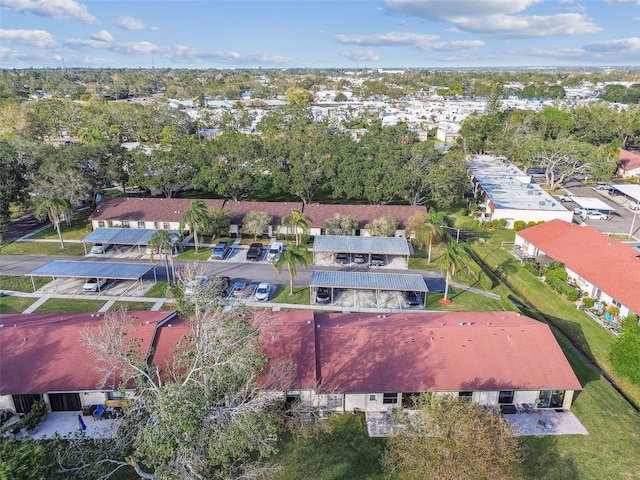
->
[1,0,639,69]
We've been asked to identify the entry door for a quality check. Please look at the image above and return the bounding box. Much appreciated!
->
[48,393,81,411]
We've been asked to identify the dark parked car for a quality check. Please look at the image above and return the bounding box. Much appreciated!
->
[403,291,421,306]
[335,253,349,264]
[211,241,231,260]
[246,242,264,261]
[371,254,385,266]
[316,287,331,304]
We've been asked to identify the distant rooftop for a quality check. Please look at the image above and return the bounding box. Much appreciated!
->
[469,155,567,212]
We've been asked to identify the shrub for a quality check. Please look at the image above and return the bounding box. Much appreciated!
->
[523,261,540,276]
[582,297,596,309]
[526,221,537,228]
[496,218,508,229]
[513,220,526,231]
[610,320,640,384]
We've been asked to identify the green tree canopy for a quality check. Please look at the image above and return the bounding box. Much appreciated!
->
[382,393,523,480]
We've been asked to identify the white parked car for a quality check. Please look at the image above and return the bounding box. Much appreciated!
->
[83,278,107,292]
[90,243,108,254]
[582,211,607,220]
[255,282,271,301]
[266,242,284,262]
[629,201,639,210]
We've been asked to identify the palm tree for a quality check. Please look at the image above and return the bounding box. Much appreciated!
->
[425,209,447,264]
[283,209,312,246]
[148,230,177,284]
[33,195,72,249]
[441,239,471,303]
[274,244,310,294]
[180,200,212,254]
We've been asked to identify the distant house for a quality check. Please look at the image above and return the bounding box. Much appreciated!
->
[468,155,574,228]
[0,311,177,415]
[515,219,640,317]
[617,149,640,179]
[303,203,425,237]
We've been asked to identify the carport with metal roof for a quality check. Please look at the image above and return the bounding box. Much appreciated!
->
[81,228,180,255]
[310,270,428,309]
[27,260,157,294]
[571,197,617,215]
[312,235,413,267]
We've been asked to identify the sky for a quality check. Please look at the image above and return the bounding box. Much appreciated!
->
[1,0,640,69]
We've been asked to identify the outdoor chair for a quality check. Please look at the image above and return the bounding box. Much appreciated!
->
[92,404,105,421]
[537,419,553,431]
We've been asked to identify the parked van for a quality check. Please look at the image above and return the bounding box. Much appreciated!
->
[266,242,284,262]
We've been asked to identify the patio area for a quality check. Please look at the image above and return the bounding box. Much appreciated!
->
[4,411,117,440]
[366,409,588,438]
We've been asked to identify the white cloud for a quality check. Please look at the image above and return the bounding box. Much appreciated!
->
[335,32,439,47]
[64,36,291,65]
[335,31,483,52]
[66,38,161,55]
[340,50,381,62]
[90,30,113,42]
[117,16,158,31]
[427,40,485,52]
[0,46,63,63]
[0,0,96,23]
[583,36,640,53]
[0,28,55,48]
[384,0,601,38]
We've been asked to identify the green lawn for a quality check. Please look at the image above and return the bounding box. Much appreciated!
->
[32,298,106,314]
[144,281,169,298]
[271,285,310,304]
[176,247,212,261]
[108,301,155,312]
[0,241,86,256]
[466,231,640,407]
[0,275,49,292]
[272,414,386,480]
[0,295,35,314]
[28,212,93,240]
[521,330,640,480]
[425,288,511,311]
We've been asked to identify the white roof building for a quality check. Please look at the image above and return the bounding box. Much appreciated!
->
[469,155,574,228]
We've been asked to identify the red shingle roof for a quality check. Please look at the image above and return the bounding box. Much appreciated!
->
[302,204,425,229]
[517,219,640,313]
[619,149,640,172]
[0,311,175,394]
[89,197,226,223]
[223,201,304,225]
[260,311,581,394]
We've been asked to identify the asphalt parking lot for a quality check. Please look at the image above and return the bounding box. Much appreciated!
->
[560,180,640,238]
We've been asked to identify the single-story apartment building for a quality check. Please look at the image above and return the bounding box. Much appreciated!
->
[302,203,425,237]
[0,311,177,415]
[515,219,640,318]
[1,310,581,418]
[468,155,574,228]
[89,198,423,239]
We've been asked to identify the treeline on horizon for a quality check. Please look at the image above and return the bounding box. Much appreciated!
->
[1,67,640,104]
